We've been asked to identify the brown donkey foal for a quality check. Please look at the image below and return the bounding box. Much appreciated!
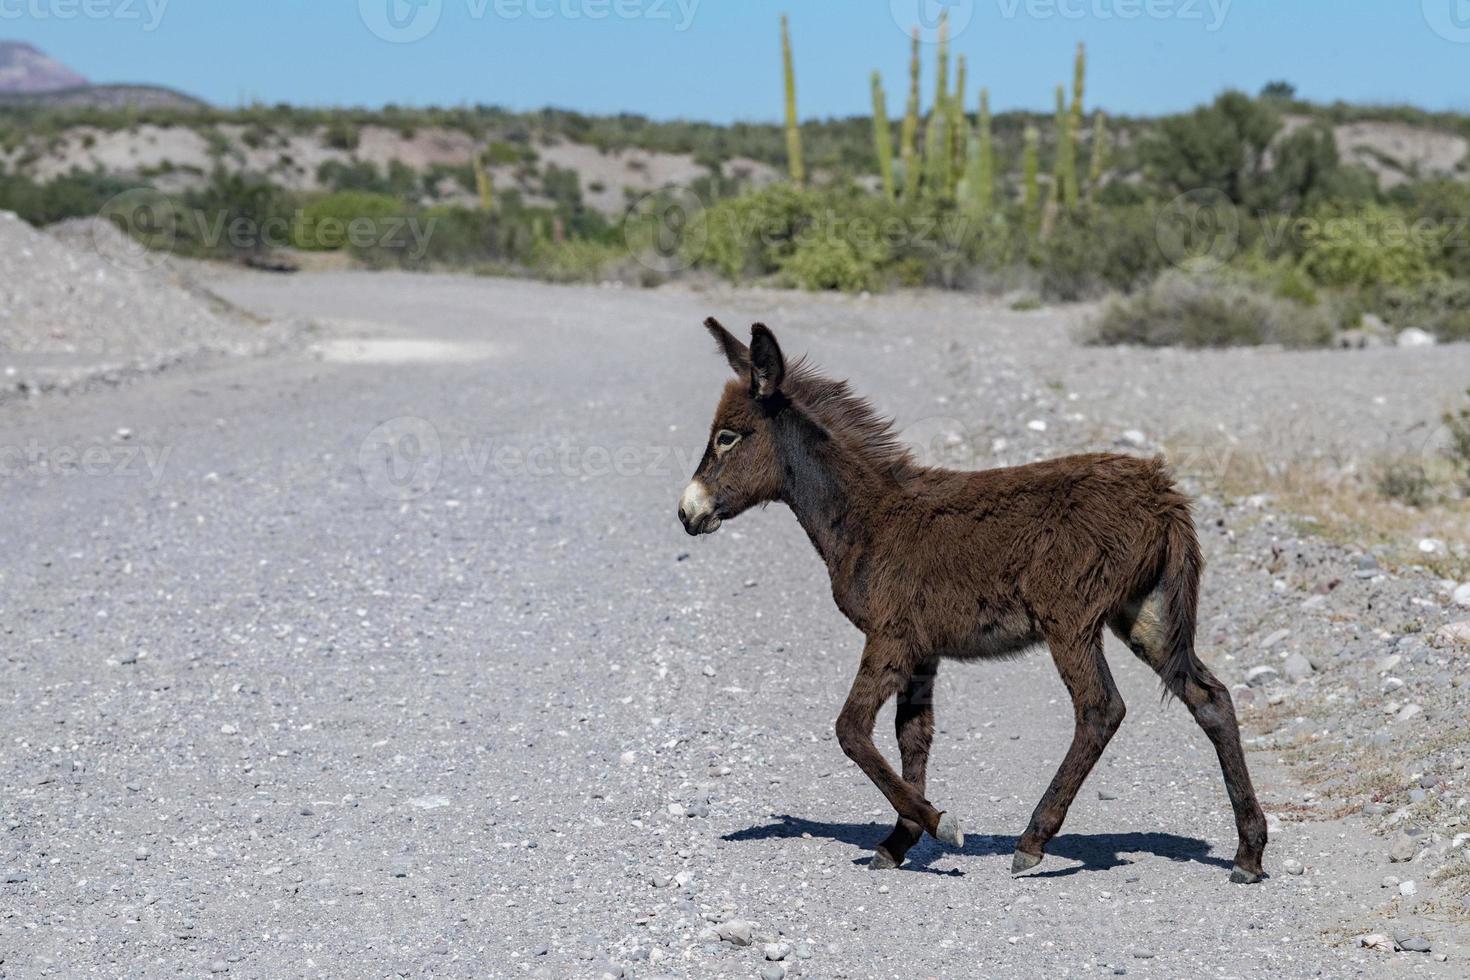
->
[679,319,1268,883]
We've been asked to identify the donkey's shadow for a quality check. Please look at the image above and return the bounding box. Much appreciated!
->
[723,814,1233,878]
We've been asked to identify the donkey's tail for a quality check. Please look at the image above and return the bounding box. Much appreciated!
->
[1158,492,1208,702]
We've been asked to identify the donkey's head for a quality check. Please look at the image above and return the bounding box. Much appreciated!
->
[678,318,789,536]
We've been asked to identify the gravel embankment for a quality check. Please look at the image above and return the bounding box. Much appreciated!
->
[0,212,300,398]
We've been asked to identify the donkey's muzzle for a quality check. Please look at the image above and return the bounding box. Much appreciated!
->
[678,480,722,536]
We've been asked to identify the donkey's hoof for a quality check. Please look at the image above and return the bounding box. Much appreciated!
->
[869,848,900,871]
[1011,850,1043,875]
[934,812,964,849]
[1230,865,1264,885]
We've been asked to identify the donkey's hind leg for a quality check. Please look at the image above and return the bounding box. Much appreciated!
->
[1014,629,1125,874]
[872,659,939,870]
[1112,590,1268,883]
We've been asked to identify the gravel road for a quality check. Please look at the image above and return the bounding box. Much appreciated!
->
[3,272,1468,979]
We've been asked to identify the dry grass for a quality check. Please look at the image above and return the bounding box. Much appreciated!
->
[1170,439,1470,582]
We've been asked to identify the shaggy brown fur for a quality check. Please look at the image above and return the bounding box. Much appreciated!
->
[679,319,1267,882]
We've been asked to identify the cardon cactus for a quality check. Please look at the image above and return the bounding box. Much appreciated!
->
[782,14,805,186]
[901,29,922,200]
[1088,109,1109,199]
[949,54,967,195]
[963,88,994,218]
[1053,84,1078,212]
[1022,125,1041,231]
[473,150,495,212]
[922,10,951,197]
[871,71,896,201]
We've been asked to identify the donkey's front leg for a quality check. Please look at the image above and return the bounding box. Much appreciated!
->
[872,659,939,870]
[835,644,962,851]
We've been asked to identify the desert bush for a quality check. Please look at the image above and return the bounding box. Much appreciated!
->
[1405,179,1470,280]
[1447,390,1470,481]
[1297,205,1441,289]
[0,169,136,226]
[1039,206,1166,300]
[1088,270,1333,348]
[1371,280,1470,342]
[687,183,824,281]
[1142,91,1280,206]
[294,191,405,251]
[779,236,888,292]
[174,169,293,259]
[528,237,625,282]
[1376,461,1432,506]
[323,120,360,152]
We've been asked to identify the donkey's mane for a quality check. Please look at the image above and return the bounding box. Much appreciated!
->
[783,357,917,476]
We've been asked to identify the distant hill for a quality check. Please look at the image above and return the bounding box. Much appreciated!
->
[0,40,88,93]
[0,41,205,110]
[0,83,207,110]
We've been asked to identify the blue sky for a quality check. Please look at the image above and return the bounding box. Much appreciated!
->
[4,0,1468,121]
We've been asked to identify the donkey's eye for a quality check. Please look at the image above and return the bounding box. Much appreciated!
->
[715,430,741,451]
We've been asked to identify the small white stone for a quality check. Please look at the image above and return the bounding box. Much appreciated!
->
[1400,879,1418,897]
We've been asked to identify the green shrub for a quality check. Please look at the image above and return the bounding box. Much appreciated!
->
[1407,179,1470,279]
[779,236,888,292]
[294,191,404,251]
[529,237,623,282]
[323,120,360,151]
[1088,270,1333,348]
[175,169,292,259]
[1372,280,1470,342]
[1446,390,1470,481]
[484,140,535,166]
[1039,206,1165,300]
[1297,205,1441,289]
[1376,461,1431,507]
[687,183,824,281]
[0,170,137,226]
[1141,91,1280,206]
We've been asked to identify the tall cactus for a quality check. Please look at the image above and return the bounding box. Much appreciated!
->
[871,71,896,201]
[900,29,922,200]
[964,88,995,218]
[922,11,951,197]
[948,54,967,195]
[1052,84,1078,212]
[1022,125,1041,231]
[1087,109,1109,200]
[473,150,495,212]
[781,14,805,187]
[1071,43,1086,136]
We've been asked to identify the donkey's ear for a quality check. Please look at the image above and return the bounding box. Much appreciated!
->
[704,317,749,375]
[748,323,785,399]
